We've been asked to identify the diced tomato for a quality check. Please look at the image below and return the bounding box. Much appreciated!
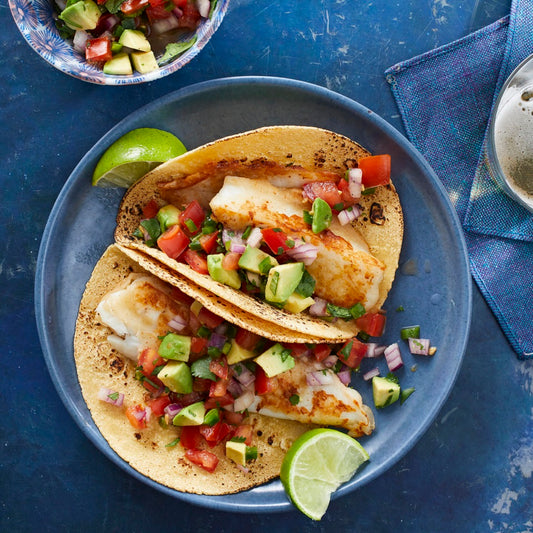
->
[198,306,225,329]
[191,336,209,355]
[337,338,368,369]
[232,424,253,445]
[180,425,202,449]
[138,347,164,377]
[193,377,212,392]
[171,0,187,6]
[85,37,112,63]
[199,421,234,447]
[358,155,391,188]
[174,391,204,406]
[355,313,387,337]
[125,405,148,429]
[142,199,159,219]
[183,249,209,274]
[255,366,275,395]
[282,342,310,358]
[141,374,165,394]
[96,0,107,4]
[177,2,201,28]
[313,344,332,362]
[337,178,357,207]
[204,392,234,410]
[209,378,229,398]
[302,181,343,209]
[157,224,190,259]
[146,395,171,417]
[222,410,245,425]
[185,449,219,473]
[121,0,149,15]
[179,200,205,235]
[235,328,261,351]
[261,228,292,255]
[209,356,229,380]
[146,4,172,20]
[222,252,241,271]
[199,231,219,254]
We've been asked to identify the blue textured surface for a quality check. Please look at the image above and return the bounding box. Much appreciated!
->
[2,1,532,532]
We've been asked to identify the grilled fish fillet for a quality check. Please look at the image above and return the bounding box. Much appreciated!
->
[95,274,185,361]
[209,176,385,310]
[248,357,375,437]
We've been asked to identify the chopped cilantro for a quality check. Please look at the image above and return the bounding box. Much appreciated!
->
[190,357,217,381]
[326,303,353,320]
[339,340,354,360]
[400,387,415,405]
[230,436,247,443]
[184,218,198,233]
[242,226,252,239]
[158,37,197,66]
[295,269,316,298]
[107,392,119,401]
[303,210,313,225]
[139,218,161,247]
[165,437,180,447]
[245,446,258,461]
[270,271,280,295]
[289,394,300,405]
[385,372,400,384]
[333,202,344,211]
[396,305,405,312]
[280,348,292,362]
[349,302,366,319]
[272,228,282,232]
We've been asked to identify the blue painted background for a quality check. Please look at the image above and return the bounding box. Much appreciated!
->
[2,1,531,531]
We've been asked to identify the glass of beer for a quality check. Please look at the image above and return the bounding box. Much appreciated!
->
[487,54,533,213]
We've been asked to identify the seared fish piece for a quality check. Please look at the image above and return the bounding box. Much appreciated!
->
[96,274,185,361]
[209,176,385,311]
[248,357,375,438]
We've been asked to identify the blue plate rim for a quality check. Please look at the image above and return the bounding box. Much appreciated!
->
[35,75,472,512]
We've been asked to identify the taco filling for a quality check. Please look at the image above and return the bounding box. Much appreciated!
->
[131,157,391,325]
[94,262,375,475]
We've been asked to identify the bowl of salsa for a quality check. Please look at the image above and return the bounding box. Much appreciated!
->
[9,0,229,85]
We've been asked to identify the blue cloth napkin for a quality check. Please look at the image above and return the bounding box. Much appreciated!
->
[385,0,533,360]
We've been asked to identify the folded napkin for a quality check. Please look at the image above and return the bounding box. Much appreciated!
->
[385,0,533,360]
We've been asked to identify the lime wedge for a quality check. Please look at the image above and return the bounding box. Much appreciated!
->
[280,428,369,520]
[92,128,187,187]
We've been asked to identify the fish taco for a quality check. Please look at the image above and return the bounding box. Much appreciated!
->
[114,126,403,343]
[75,245,376,495]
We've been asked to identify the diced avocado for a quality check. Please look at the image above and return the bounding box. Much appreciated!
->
[131,50,159,74]
[226,339,255,365]
[254,343,295,377]
[264,263,305,304]
[157,205,181,231]
[284,292,315,314]
[103,53,132,75]
[238,245,278,274]
[158,333,191,362]
[119,29,151,52]
[59,0,100,30]
[226,440,247,466]
[111,42,123,54]
[158,361,192,394]
[173,401,205,426]
[207,253,241,289]
[372,376,401,409]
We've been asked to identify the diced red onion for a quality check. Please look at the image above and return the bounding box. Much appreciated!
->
[306,370,334,386]
[172,7,183,18]
[73,30,90,53]
[235,464,250,474]
[246,227,263,248]
[308,297,327,316]
[337,205,361,226]
[214,322,228,335]
[168,314,187,332]
[93,13,120,36]
[363,367,380,381]
[233,390,255,412]
[151,14,180,35]
[286,241,319,266]
[408,338,431,355]
[196,0,211,17]
[347,168,363,199]
[364,343,387,358]
[164,403,182,419]
[337,368,352,386]
[208,332,227,349]
[55,0,67,10]
[233,365,256,387]
[226,378,243,397]
[97,387,124,407]
[188,310,201,332]
[322,355,339,368]
[384,342,403,371]
[230,242,246,254]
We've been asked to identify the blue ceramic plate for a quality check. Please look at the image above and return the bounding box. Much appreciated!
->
[35,76,472,512]
[9,0,229,85]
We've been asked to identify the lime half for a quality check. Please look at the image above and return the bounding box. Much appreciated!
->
[92,128,187,187]
[280,428,369,520]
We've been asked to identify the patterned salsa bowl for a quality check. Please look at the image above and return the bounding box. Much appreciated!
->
[9,0,229,85]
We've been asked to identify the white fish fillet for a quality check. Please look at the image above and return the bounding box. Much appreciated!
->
[210,176,385,310]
